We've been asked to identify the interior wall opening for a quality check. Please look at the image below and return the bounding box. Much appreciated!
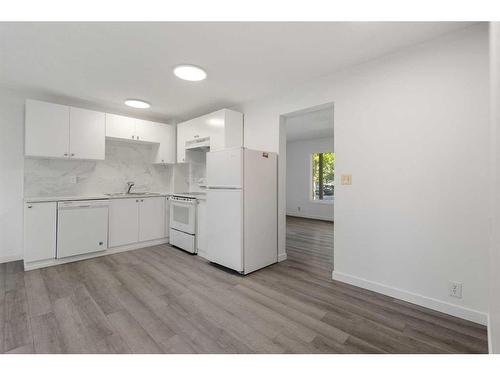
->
[281,103,334,277]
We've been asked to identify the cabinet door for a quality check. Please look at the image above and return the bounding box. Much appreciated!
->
[153,124,176,164]
[197,199,207,254]
[165,198,170,238]
[204,110,226,151]
[190,116,211,140]
[69,107,105,160]
[105,113,136,140]
[24,202,57,263]
[223,109,244,149]
[109,198,139,247]
[176,123,188,163]
[139,197,165,242]
[135,119,159,143]
[25,99,70,158]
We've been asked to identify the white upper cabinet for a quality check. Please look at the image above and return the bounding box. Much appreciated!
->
[105,113,136,140]
[105,114,176,163]
[25,99,70,158]
[134,119,158,143]
[25,100,105,160]
[69,107,105,160]
[152,123,176,164]
[176,109,243,163]
[25,99,174,163]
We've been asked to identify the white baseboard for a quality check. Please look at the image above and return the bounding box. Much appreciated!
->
[278,253,287,262]
[0,254,23,264]
[24,237,169,271]
[286,212,333,222]
[332,270,487,325]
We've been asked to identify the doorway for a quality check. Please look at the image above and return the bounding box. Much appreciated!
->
[280,103,334,278]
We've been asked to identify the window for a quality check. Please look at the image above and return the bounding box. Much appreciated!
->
[312,152,335,201]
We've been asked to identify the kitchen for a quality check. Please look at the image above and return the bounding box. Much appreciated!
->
[23,100,278,275]
[0,20,495,358]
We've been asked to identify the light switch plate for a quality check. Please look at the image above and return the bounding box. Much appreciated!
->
[341,174,352,185]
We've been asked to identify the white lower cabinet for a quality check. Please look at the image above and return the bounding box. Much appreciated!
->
[109,196,166,247]
[24,202,57,263]
[109,198,139,247]
[197,199,207,254]
[139,196,166,242]
[165,198,170,237]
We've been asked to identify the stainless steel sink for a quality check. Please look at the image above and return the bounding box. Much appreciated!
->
[104,192,161,197]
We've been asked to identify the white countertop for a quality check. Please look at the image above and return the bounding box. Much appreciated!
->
[25,193,172,203]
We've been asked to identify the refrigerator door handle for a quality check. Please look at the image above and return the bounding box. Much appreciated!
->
[207,186,242,190]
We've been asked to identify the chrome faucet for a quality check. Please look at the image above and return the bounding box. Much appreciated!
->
[126,181,135,194]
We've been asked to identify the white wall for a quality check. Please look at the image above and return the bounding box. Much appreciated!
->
[24,141,173,197]
[0,89,25,262]
[236,24,490,323]
[489,22,500,353]
[286,137,334,221]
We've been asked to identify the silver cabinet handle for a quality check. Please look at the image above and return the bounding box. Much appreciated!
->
[137,136,140,140]
[136,199,139,202]
[132,135,134,139]
[71,153,75,157]
[141,199,144,202]
[194,135,199,138]
[64,153,68,156]
[27,205,32,208]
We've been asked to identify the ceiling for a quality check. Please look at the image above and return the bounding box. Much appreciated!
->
[285,105,334,142]
[0,22,475,122]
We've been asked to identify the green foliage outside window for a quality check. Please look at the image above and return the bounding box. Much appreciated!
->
[312,152,335,201]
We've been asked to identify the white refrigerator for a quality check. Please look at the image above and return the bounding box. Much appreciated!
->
[206,147,278,274]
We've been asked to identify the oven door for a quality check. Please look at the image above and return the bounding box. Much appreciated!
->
[169,199,196,235]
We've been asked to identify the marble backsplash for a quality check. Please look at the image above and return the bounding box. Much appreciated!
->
[24,140,174,197]
[186,149,207,192]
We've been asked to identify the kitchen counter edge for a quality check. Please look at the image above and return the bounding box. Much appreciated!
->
[24,193,173,203]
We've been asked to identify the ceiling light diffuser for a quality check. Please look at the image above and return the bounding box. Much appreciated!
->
[207,118,224,127]
[124,99,150,109]
[173,64,207,81]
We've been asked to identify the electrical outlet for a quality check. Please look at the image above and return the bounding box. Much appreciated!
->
[68,176,78,184]
[448,281,463,298]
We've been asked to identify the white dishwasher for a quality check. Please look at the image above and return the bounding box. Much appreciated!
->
[57,200,109,259]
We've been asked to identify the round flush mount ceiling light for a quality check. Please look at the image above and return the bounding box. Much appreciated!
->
[124,99,151,109]
[207,118,224,127]
[173,64,207,81]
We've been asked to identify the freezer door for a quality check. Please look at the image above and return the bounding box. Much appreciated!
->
[206,147,243,188]
[206,189,243,272]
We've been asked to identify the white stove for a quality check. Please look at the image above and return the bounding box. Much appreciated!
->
[169,192,205,254]
[171,192,206,199]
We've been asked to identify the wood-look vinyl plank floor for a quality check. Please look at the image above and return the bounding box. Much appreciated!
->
[0,216,488,353]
